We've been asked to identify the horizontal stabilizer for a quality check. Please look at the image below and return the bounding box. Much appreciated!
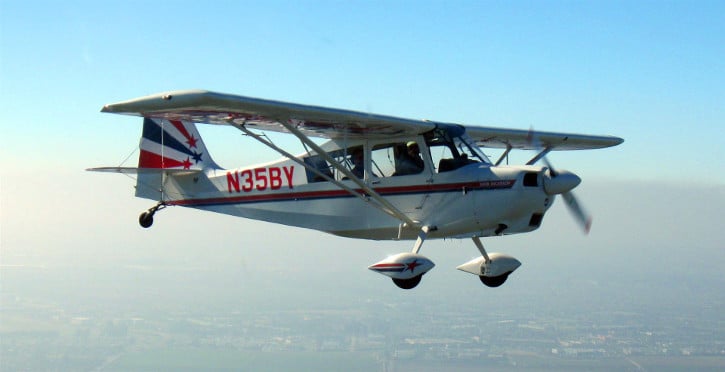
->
[86,167,201,175]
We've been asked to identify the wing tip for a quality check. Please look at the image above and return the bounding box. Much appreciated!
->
[100,89,214,114]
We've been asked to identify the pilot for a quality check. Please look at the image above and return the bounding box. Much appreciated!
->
[406,142,424,170]
[394,142,424,176]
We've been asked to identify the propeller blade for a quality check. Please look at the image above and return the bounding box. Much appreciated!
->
[529,127,591,234]
[561,191,592,234]
[541,156,556,177]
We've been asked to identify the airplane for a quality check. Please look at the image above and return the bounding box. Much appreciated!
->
[89,90,623,290]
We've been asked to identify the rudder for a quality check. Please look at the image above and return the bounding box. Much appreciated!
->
[134,118,218,200]
[138,117,219,170]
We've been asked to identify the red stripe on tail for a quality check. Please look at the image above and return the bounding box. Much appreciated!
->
[170,120,198,149]
[138,150,192,169]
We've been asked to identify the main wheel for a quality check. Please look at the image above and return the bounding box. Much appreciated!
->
[392,274,423,290]
[479,272,511,288]
[139,212,154,228]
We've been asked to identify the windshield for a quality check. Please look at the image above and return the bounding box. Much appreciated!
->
[425,126,491,172]
[456,132,491,165]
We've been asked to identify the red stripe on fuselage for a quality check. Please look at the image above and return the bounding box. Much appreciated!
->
[166,179,515,207]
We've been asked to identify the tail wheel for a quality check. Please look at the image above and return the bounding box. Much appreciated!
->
[139,212,154,228]
[479,272,511,288]
[392,274,423,290]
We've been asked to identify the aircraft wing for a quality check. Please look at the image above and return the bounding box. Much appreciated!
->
[102,90,623,149]
[467,126,623,151]
[101,90,436,140]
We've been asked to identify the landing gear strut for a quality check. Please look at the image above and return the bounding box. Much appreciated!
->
[138,202,166,228]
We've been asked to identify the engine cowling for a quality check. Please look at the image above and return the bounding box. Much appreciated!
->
[368,252,435,280]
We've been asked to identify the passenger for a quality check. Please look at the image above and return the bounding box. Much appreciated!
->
[350,149,365,178]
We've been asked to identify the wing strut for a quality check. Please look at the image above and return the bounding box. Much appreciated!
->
[494,144,512,166]
[526,147,552,165]
[232,122,418,229]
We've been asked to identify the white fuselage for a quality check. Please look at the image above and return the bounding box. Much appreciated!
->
[159,157,553,240]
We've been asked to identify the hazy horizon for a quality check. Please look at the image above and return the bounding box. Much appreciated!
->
[3,178,724,370]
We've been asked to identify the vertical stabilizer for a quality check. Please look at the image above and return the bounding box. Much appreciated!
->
[138,117,218,170]
[135,118,218,200]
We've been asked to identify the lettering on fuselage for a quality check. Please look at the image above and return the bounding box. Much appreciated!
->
[479,180,516,189]
[226,166,295,193]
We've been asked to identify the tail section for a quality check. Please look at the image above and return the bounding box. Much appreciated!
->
[134,118,218,200]
[138,117,218,170]
[88,117,220,203]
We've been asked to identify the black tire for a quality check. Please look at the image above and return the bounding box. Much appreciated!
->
[479,272,511,288]
[392,274,423,290]
[139,212,154,228]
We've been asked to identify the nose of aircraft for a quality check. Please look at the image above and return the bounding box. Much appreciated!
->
[542,169,581,195]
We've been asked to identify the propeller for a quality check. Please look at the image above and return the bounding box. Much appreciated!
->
[528,129,592,234]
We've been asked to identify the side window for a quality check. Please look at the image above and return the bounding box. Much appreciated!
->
[303,155,332,183]
[303,146,365,182]
[371,141,425,177]
[428,143,456,173]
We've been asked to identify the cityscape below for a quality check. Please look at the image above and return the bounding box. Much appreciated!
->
[2,254,723,371]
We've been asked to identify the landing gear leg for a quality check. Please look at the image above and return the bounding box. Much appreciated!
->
[412,225,435,254]
[472,236,491,266]
[138,201,166,228]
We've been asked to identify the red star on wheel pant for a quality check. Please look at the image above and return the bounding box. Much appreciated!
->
[405,260,420,273]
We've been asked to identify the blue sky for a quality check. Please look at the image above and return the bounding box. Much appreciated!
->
[2,0,723,183]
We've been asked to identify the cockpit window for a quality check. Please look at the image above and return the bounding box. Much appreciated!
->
[370,141,425,177]
[425,126,491,173]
